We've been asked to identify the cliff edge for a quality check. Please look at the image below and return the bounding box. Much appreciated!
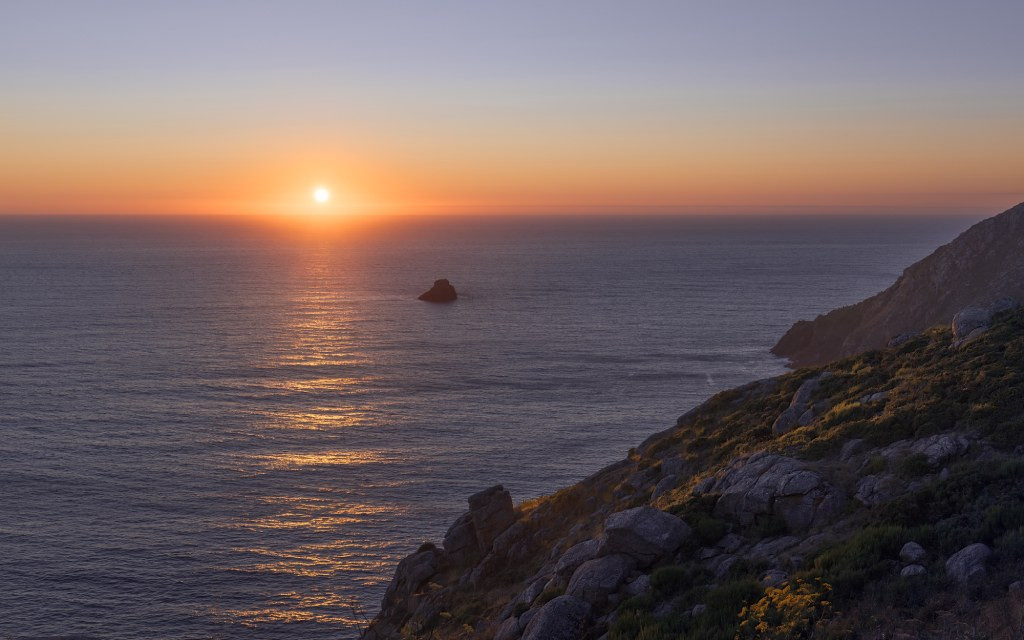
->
[773,201,1024,367]
[363,307,1024,640]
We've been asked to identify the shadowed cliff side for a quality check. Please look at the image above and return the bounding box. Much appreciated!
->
[773,201,1024,367]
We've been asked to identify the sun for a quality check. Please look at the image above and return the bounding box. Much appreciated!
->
[313,187,330,203]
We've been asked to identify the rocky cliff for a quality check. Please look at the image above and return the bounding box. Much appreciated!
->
[363,305,1024,640]
[773,202,1024,367]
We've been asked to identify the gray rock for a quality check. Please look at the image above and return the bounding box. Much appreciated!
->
[717,533,744,553]
[861,390,890,404]
[521,595,591,640]
[567,554,635,607]
[555,539,602,576]
[652,475,678,500]
[705,553,737,579]
[1009,581,1024,593]
[840,439,866,461]
[900,541,927,564]
[380,547,444,613]
[887,332,916,347]
[493,521,527,558]
[662,457,687,477]
[748,536,800,561]
[516,576,550,607]
[601,507,691,566]
[772,375,827,435]
[709,453,844,532]
[623,574,651,597]
[495,616,521,640]
[468,485,516,552]
[691,604,707,616]
[952,298,1018,345]
[913,434,969,466]
[901,564,927,577]
[518,607,539,631]
[945,543,992,584]
[443,511,478,564]
[692,475,717,495]
[623,469,656,491]
[855,474,905,507]
[698,547,719,560]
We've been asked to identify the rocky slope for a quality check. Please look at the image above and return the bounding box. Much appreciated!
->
[363,304,1024,640]
[773,202,1024,367]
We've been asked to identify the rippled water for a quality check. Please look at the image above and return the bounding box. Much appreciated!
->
[0,214,975,638]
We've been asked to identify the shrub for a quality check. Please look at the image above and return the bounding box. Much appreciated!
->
[737,578,833,639]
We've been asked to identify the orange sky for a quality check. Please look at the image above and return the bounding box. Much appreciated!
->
[2,2,1022,217]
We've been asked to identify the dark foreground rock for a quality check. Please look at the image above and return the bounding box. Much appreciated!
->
[418,278,458,302]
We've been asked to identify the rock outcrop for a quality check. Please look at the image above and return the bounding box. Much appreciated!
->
[468,485,516,552]
[700,452,844,533]
[946,543,991,584]
[600,506,691,566]
[773,202,1024,367]
[418,278,458,302]
[520,595,591,640]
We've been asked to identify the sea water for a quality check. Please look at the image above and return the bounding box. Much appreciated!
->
[0,213,976,638]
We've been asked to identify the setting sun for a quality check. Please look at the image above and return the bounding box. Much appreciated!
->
[313,187,330,203]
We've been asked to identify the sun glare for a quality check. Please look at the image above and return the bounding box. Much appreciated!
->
[313,187,330,203]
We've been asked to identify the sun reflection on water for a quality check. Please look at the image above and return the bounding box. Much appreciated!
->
[215,248,403,633]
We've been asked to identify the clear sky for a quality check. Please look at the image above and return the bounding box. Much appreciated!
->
[2,0,1022,216]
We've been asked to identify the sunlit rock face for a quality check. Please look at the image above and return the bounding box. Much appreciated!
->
[773,202,1024,367]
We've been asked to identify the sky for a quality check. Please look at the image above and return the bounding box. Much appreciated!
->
[2,0,1023,217]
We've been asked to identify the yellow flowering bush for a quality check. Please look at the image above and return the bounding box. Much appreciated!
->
[736,578,832,639]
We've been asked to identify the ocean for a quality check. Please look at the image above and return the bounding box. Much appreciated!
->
[0,213,977,639]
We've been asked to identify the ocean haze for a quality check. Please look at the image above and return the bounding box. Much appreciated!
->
[0,214,976,638]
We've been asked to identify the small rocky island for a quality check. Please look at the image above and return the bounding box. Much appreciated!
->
[418,278,458,303]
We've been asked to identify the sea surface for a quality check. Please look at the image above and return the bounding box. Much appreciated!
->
[0,213,978,639]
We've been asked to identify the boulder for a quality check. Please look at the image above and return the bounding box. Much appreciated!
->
[952,297,1018,344]
[495,617,521,640]
[555,539,602,576]
[515,576,550,608]
[443,511,479,564]
[567,554,635,606]
[418,278,458,302]
[601,507,691,566]
[900,541,927,564]
[709,453,844,532]
[901,564,927,577]
[945,543,992,584]
[623,574,651,597]
[521,595,591,640]
[840,439,866,462]
[855,474,906,507]
[652,475,677,500]
[772,374,829,435]
[861,391,890,404]
[469,485,516,552]
[380,547,444,613]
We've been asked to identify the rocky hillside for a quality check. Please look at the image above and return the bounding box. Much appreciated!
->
[773,202,1024,367]
[363,304,1024,640]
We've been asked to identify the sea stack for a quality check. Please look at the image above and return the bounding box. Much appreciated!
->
[418,279,458,303]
